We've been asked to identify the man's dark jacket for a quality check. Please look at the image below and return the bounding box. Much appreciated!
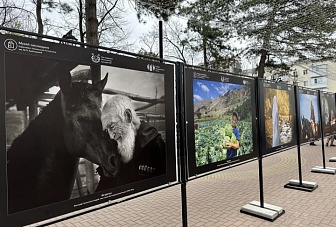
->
[96,121,166,191]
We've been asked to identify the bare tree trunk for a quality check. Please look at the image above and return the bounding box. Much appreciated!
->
[33,0,43,126]
[203,35,207,68]
[79,0,85,45]
[85,0,98,45]
[258,49,267,78]
[200,0,207,69]
[36,0,43,38]
[258,2,278,79]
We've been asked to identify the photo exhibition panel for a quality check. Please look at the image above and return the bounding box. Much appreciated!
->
[320,92,336,137]
[297,87,321,144]
[258,80,297,155]
[185,68,258,177]
[0,34,176,226]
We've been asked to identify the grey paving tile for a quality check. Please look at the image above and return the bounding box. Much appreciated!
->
[26,141,336,227]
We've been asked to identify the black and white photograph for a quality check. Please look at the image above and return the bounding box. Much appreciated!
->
[93,65,170,192]
[1,34,176,225]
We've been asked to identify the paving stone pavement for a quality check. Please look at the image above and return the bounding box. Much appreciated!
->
[29,140,336,227]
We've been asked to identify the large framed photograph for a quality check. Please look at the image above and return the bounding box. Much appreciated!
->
[1,34,176,226]
[185,68,258,177]
[258,80,297,155]
[320,92,336,136]
[297,87,321,144]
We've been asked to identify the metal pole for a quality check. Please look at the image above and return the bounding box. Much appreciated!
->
[294,86,303,184]
[159,21,163,61]
[256,78,264,208]
[258,154,264,208]
[297,145,303,184]
[318,91,326,169]
[176,62,188,227]
[181,183,188,227]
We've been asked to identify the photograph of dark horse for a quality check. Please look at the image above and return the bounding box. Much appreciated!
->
[7,73,119,214]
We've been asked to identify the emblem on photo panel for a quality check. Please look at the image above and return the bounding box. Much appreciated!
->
[221,76,229,82]
[4,39,18,51]
[147,64,164,72]
[91,53,101,63]
[193,72,208,79]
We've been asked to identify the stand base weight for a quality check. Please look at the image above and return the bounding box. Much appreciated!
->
[329,157,336,162]
[284,179,318,192]
[311,166,336,174]
[240,200,284,221]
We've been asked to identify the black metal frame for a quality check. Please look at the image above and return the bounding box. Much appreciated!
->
[296,86,321,145]
[184,66,259,177]
[284,86,317,192]
[0,27,179,226]
[2,25,332,226]
[317,90,327,170]
[257,78,298,156]
[319,91,336,137]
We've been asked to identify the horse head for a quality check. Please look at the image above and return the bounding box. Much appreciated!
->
[59,72,119,177]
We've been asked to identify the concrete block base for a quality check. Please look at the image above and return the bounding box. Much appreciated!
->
[329,157,336,162]
[311,166,336,174]
[240,200,284,221]
[284,179,318,192]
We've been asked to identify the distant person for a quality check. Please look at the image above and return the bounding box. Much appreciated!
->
[226,111,240,158]
[326,136,335,147]
[96,95,166,191]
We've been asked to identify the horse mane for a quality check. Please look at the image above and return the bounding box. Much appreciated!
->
[34,92,64,130]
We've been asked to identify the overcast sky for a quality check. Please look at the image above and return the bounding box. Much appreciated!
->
[39,0,255,69]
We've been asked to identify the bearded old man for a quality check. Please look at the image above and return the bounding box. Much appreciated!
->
[95,95,166,191]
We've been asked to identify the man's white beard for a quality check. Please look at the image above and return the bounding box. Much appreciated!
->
[117,124,136,163]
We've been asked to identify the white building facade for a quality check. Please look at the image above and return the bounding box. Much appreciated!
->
[242,59,336,93]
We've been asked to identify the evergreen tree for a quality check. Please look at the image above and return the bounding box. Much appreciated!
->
[132,0,182,21]
[233,0,336,78]
[179,0,236,69]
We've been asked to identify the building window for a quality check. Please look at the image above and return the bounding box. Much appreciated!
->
[310,64,327,77]
[310,77,326,85]
[293,71,298,77]
[303,69,308,75]
[304,81,308,86]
